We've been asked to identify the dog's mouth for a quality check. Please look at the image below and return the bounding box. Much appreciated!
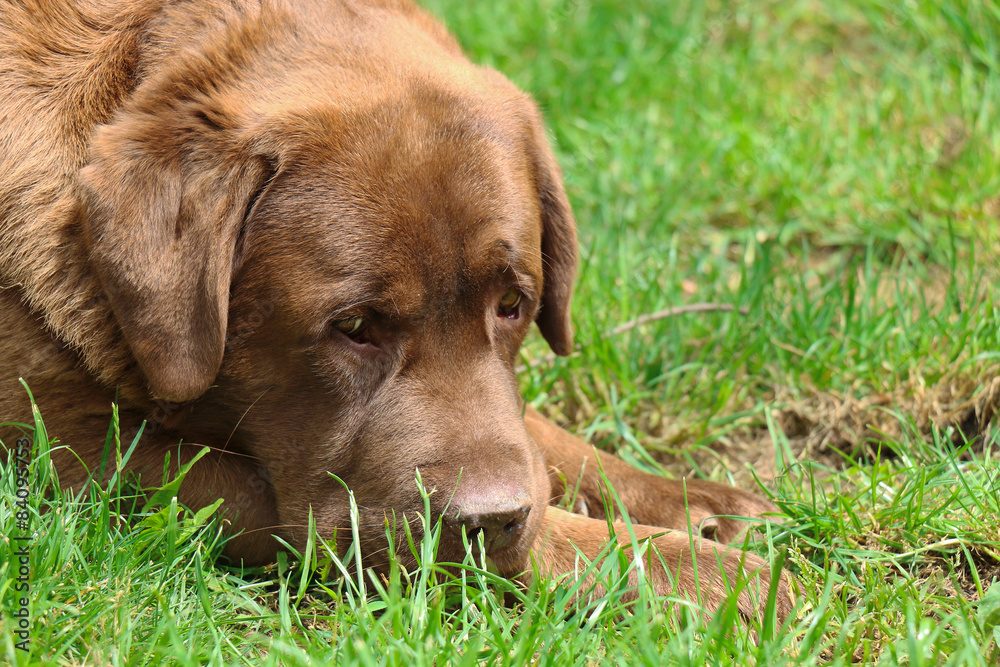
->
[321,499,537,578]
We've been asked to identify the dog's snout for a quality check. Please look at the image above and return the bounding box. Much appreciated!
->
[446,503,531,554]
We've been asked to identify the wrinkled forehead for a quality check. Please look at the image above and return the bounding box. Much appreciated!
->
[327,99,542,266]
[243,104,544,318]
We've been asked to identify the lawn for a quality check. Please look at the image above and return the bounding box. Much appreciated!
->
[3,0,1000,664]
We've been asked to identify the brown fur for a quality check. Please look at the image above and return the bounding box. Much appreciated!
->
[0,0,792,621]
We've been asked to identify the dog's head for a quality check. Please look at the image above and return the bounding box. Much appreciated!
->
[78,3,577,573]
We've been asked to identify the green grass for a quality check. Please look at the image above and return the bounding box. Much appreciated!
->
[3,0,1000,663]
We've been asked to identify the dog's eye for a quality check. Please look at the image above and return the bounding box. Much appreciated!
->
[332,316,365,337]
[498,289,521,319]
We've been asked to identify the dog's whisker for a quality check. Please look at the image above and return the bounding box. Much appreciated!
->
[166,441,263,462]
[217,387,271,461]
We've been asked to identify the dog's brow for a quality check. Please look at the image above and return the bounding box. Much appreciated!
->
[482,238,524,269]
[326,288,397,316]
[483,239,539,294]
[475,238,530,277]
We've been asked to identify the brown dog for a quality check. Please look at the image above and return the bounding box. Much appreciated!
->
[0,0,791,621]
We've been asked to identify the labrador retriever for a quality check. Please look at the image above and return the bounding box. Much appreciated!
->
[0,0,791,622]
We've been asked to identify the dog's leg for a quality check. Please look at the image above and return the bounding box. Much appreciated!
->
[524,406,779,544]
[526,505,794,623]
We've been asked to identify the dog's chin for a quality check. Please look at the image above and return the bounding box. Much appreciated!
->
[387,523,532,578]
[427,545,531,580]
[459,536,535,578]
[485,544,533,578]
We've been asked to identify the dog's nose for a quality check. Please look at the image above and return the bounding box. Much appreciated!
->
[445,503,531,554]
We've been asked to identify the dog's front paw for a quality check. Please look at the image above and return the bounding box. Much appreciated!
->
[530,507,795,625]
[668,479,781,544]
[608,474,781,545]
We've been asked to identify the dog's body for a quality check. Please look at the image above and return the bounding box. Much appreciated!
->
[1,0,790,619]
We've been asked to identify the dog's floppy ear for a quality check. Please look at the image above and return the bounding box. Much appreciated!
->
[80,102,274,403]
[527,112,578,356]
